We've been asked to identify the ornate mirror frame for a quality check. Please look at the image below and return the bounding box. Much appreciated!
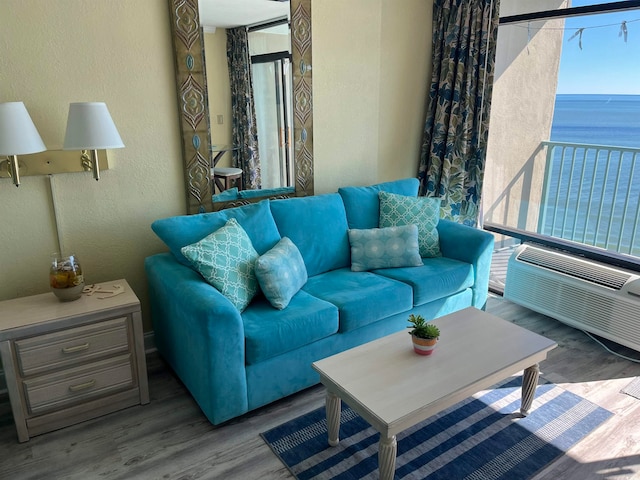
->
[168,0,314,214]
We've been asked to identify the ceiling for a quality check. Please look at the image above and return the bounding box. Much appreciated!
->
[199,0,289,29]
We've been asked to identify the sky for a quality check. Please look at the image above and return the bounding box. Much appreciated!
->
[555,1,640,94]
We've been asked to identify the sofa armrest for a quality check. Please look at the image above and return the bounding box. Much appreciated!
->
[437,220,494,308]
[145,253,248,424]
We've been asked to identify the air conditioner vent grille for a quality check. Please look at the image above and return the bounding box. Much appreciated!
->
[517,246,630,290]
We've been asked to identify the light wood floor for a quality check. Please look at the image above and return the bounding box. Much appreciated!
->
[3,296,640,480]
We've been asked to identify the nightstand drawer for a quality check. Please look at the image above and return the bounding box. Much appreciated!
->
[15,317,129,377]
[23,354,134,415]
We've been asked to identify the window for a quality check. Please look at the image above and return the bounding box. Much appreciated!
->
[248,22,293,189]
[484,0,640,290]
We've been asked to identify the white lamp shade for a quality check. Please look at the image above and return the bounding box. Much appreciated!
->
[63,102,124,150]
[0,102,46,156]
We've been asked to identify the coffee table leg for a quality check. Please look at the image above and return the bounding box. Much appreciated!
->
[521,363,540,416]
[326,391,341,447]
[379,435,397,480]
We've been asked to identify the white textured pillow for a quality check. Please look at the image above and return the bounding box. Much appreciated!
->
[348,225,423,272]
[254,237,308,309]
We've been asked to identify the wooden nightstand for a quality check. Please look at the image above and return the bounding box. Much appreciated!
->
[0,279,149,442]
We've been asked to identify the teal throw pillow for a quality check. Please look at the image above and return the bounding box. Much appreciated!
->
[348,225,423,272]
[181,218,259,312]
[379,191,441,258]
[255,237,308,310]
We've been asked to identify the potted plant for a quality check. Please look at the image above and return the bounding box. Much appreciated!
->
[407,314,440,355]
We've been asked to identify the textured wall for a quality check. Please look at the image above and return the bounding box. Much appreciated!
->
[0,0,434,331]
[204,29,233,167]
[313,0,432,193]
[0,0,185,330]
[484,0,568,238]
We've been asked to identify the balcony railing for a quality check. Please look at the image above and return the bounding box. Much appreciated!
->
[538,141,640,256]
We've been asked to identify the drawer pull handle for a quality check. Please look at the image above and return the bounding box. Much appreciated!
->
[62,343,90,354]
[68,379,96,392]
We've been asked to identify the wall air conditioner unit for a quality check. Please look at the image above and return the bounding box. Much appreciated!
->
[504,242,640,352]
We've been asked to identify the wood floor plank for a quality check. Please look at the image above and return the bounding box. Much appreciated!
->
[2,295,640,479]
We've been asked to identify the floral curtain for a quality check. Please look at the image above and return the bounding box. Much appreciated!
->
[417,0,500,226]
[227,27,261,190]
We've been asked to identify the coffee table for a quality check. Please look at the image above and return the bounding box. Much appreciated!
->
[312,307,557,480]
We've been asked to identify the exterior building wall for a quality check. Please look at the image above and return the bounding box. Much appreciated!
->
[484,0,569,244]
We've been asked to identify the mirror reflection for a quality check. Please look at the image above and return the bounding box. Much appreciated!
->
[200,0,295,200]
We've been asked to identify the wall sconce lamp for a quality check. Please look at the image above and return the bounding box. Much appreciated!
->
[63,102,124,181]
[0,102,47,187]
[0,101,123,185]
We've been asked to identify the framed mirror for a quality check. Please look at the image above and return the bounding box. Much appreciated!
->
[168,0,313,214]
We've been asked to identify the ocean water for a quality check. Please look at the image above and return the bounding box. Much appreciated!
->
[551,94,640,148]
[541,94,640,256]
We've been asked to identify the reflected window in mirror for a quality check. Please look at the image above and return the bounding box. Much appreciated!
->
[203,18,293,196]
[249,20,294,190]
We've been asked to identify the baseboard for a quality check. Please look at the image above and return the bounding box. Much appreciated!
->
[144,330,157,354]
[0,331,157,398]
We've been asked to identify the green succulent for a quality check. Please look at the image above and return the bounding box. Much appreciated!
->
[407,314,440,340]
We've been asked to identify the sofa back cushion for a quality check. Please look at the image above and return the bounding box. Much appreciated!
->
[152,200,281,266]
[270,193,350,277]
[338,178,420,229]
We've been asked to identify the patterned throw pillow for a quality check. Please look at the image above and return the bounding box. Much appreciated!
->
[379,191,441,258]
[255,237,308,310]
[181,218,259,312]
[348,225,423,272]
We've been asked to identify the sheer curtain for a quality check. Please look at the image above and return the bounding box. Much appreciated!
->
[227,27,261,190]
[417,0,500,226]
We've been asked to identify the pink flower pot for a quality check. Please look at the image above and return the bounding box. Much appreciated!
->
[412,335,437,355]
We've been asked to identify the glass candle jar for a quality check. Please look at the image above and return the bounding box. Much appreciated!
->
[50,253,85,301]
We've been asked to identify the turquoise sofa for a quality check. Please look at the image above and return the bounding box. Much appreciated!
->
[145,178,494,425]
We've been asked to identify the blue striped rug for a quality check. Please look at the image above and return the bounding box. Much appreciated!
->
[261,377,612,480]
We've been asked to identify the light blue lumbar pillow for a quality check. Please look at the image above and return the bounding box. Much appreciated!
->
[348,224,423,272]
[181,218,259,312]
[379,191,442,258]
[254,237,308,310]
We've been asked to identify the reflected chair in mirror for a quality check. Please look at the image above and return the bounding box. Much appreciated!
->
[210,144,243,192]
[212,166,243,192]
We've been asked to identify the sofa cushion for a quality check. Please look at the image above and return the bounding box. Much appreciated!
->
[373,257,474,306]
[212,187,239,202]
[242,290,339,365]
[270,194,350,277]
[379,191,442,258]
[152,200,281,266]
[181,218,259,312]
[348,225,423,272]
[238,186,295,199]
[302,268,413,332]
[338,178,420,230]
[255,237,308,310]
